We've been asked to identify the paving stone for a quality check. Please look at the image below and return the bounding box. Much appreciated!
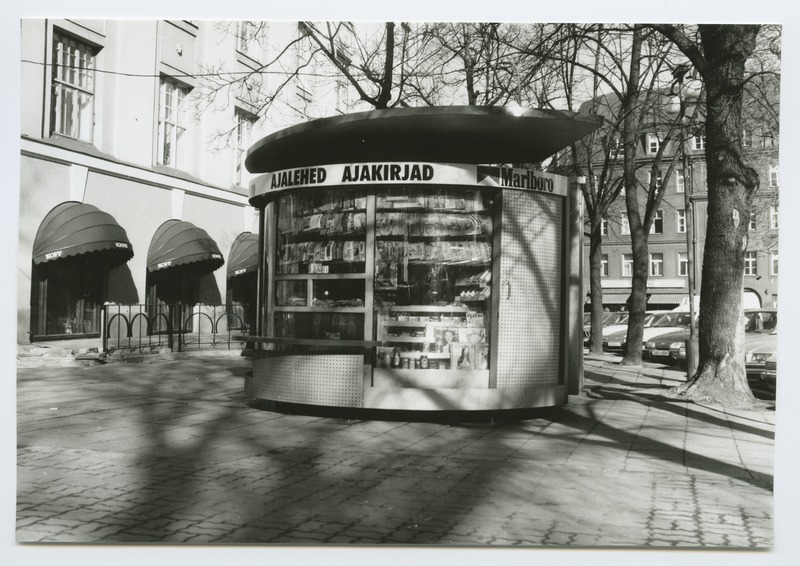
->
[15,356,775,547]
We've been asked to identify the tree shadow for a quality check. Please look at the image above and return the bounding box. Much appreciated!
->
[17,356,774,545]
[584,384,775,440]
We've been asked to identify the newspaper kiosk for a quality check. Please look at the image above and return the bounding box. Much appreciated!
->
[244,106,601,412]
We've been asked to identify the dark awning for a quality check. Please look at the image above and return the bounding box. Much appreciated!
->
[592,291,685,306]
[32,201,134,266]
[226,232,259,278]
[647,293,686,305]
[246,106,604,173]
[147,220,224,273]
[600,292,630,305]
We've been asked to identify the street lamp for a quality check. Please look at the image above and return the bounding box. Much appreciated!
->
[671,66,701,376]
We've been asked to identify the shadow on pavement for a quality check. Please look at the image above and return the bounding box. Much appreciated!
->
[16,356,774,544]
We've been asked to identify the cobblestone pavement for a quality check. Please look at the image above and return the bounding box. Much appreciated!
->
[16,354,775,548]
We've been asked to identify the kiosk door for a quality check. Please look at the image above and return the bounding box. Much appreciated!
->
[494,188,567,389]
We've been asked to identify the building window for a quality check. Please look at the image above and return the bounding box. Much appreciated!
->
[233,109,255,187]
[601,254,609,277]
[742,129,753,148]
[647,170,663,188]
[692,134,706,150]
[769,165,779,188]
[678,252,689,277]
[647,134,660,155]
[620,214,630,235]
[296,82,313,106]
[609,136,624,160]
[676,170,685,193]
[649,253,664,277]
[748,212,757,231]
[600,217,608,236]
[649,210,663,234]
[157,77,189,169]
[770,252,778,276]
[622,254,633,277]
[770,205,779,229]
[237,21,257,54]
[676,209,686,234]
[760,132,776,149]
[51,31,97,142]
[744,251,758,276]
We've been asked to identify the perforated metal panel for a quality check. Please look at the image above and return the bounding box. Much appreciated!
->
[253,355,363,407]
[496,190,564,388]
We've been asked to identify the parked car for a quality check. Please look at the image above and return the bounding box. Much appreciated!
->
[603,310,679,353]
[745,337,777,377]
[643,328,692,363]
[670,309,777,375]
[585,311,629,346]
[744,309,777,376]
[583,312,592,345]
[601,311,630,339]
[759,353,777,393]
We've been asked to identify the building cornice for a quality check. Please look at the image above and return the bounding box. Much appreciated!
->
[20,136,249,207]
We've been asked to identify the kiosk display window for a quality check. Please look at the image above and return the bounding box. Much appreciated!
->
[373,187,492,377]
[273,188,367,343]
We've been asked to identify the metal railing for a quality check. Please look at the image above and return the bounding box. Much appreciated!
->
[102,303,251,354]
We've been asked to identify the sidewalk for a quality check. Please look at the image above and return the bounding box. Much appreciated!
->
[16,353,774,547]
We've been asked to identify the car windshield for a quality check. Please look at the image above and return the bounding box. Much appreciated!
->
[744,311,777,333]
[603,312,628,325]
[645,312,671,327]
[653,312,693,327]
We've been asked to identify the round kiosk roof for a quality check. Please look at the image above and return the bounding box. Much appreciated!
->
[245,106,603,173]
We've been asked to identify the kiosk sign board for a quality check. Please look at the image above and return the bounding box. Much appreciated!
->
[251,163,567,199]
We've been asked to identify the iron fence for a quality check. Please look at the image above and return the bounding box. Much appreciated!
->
[102,303,251,354]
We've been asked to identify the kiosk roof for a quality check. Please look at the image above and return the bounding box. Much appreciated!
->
[245,106,603,173]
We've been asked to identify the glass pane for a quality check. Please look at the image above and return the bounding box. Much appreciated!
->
[275,188,367,275]
[312,279,364,307]
[374,187,493,372]
[77,91,93,141]
[275,280,307,307]
[41,258,102,336]
[163,123,173,165]
[274,312,364,341]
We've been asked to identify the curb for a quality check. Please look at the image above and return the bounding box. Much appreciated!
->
[17,348,251,368]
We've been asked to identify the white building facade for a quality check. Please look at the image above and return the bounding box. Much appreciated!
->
[18,19,351,344]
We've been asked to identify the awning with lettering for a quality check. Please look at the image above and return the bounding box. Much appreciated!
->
[589,290,686,306]
[147,220,224,273]
[647,293,687,306]
[598,292,630,305]
[32,201,134,266]
[226,232,259,278]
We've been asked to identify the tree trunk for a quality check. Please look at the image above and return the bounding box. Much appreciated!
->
[620,26,647,366]
[588,216,605,354]
[623,225,649,365]
[675,25,761,407]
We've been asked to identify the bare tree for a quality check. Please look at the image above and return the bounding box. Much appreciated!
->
[415,22,542,106]
[617,27,689,365]
[530,24,686,358]
[651,24,770,407]
[194,21,437,149]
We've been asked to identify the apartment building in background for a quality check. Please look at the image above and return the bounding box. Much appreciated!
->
[579,92,779,312]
